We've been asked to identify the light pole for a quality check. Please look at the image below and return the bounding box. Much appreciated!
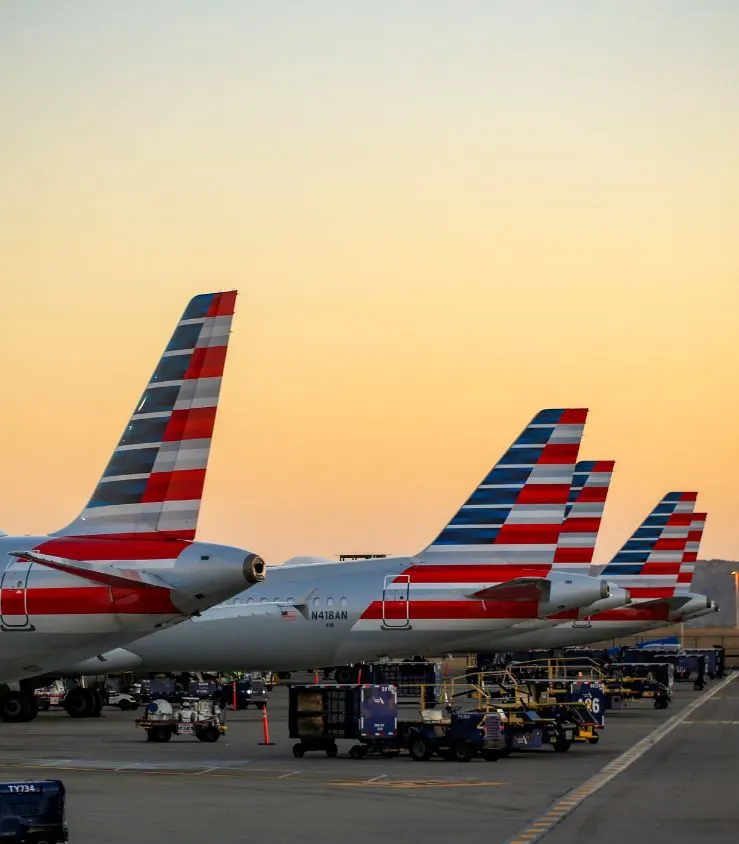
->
[731,571,739,629]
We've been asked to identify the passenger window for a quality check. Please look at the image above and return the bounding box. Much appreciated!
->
[287,597,294,603]
[341,598,348,608]
[313,597,320,609]
[327,597,334,608]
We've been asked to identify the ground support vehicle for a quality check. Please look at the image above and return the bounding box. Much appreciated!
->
[135,697,226,743]
[620,648,705,691]
[225,676,268,711]
[104,689,140,711]
[33,681,68,713]
[289,684,398,758]
[0,780,68,842]
[606,665,672,709]
[397,708,506,763]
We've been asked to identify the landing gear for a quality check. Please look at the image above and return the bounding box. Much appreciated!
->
[0,690,38,723]
[63,687,103,719]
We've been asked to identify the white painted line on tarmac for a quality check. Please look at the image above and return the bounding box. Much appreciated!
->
[502,672,738,844]
[278,770,302,779]
[367,774,387,782]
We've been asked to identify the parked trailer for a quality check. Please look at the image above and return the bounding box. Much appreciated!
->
[0,780,68,843]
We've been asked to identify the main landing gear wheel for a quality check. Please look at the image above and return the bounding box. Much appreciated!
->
[0,691,37,723]
[64,688,101,719]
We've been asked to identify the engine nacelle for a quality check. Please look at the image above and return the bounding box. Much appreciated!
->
[576,587,632,619]
[537,571,611,617]
[669,594,717,622]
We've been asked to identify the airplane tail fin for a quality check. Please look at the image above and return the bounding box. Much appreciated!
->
[552,460,614,573]
[418,408,587,566]
[597,492,697,599]
[675,512,707,596]
[54,291,237,540]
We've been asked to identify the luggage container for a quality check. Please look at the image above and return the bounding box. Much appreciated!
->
[289,684,397,758]
[0,780,68,842]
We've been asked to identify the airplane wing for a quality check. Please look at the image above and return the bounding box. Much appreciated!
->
[467,577,548,602]
[10,551,173,590]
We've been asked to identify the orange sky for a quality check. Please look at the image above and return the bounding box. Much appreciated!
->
[1,2,737,564]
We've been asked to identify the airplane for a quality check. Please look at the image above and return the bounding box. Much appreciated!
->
[0,290,265,722]
[435,457,622,651]
[66,408,632,681]
[466,490,714,652]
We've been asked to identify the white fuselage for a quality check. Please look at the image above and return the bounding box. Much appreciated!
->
[67,557,618,676]
[0,535,258,684]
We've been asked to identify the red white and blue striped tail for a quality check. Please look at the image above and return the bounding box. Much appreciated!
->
[53,291,237,540]
[552,459,614,572]
[674,512,707,596]
[598,491,697,600]
[418,408,587,565]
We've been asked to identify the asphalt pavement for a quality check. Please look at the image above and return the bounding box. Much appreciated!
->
[0,676,734,844]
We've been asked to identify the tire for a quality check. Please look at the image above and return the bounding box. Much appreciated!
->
[152,726,172,742]
[451,740,473,763]
[349,745,363,759]
[552,739,572,753]
[119,699,132,711]
[482,750,502,762]
[292,743,305,758]
[63,688,91,719]
[587,736,600,745]
[654,699,668,710]
[91,690,104,717]
[409,734,432,762]
[334,667,352,684]
[197,726,220,743]
[0,691,35,723]
[694,681,705,691]
[326,744,338,758]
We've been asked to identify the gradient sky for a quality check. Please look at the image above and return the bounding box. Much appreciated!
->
[1,1,738,566]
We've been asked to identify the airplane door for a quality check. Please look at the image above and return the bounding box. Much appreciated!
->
[382,574,410,630]
[0,556,34,631]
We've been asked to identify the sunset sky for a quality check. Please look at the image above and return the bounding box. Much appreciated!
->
[1,1,737,566]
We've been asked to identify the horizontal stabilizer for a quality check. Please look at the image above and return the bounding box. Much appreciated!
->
[10,551,172,590]
[636,595,693,611]
[469,577,548,603]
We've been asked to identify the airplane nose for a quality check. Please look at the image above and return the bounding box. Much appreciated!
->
[244,554,266,584]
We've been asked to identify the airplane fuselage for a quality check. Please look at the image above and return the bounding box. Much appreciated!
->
[68,556,613,675]
[0,535,258,683]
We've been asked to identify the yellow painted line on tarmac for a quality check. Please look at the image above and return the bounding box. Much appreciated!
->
[331,779,504,789]
[501,671,738,844]
[0,762,503,790]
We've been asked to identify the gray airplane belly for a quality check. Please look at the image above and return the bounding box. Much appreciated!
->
[0,633,154,685]
[127,613,339,672]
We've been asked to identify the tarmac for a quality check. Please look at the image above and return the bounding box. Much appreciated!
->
[1,673,737,844]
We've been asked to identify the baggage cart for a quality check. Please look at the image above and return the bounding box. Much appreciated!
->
[0,780,68,842]
[289,684,397,758]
